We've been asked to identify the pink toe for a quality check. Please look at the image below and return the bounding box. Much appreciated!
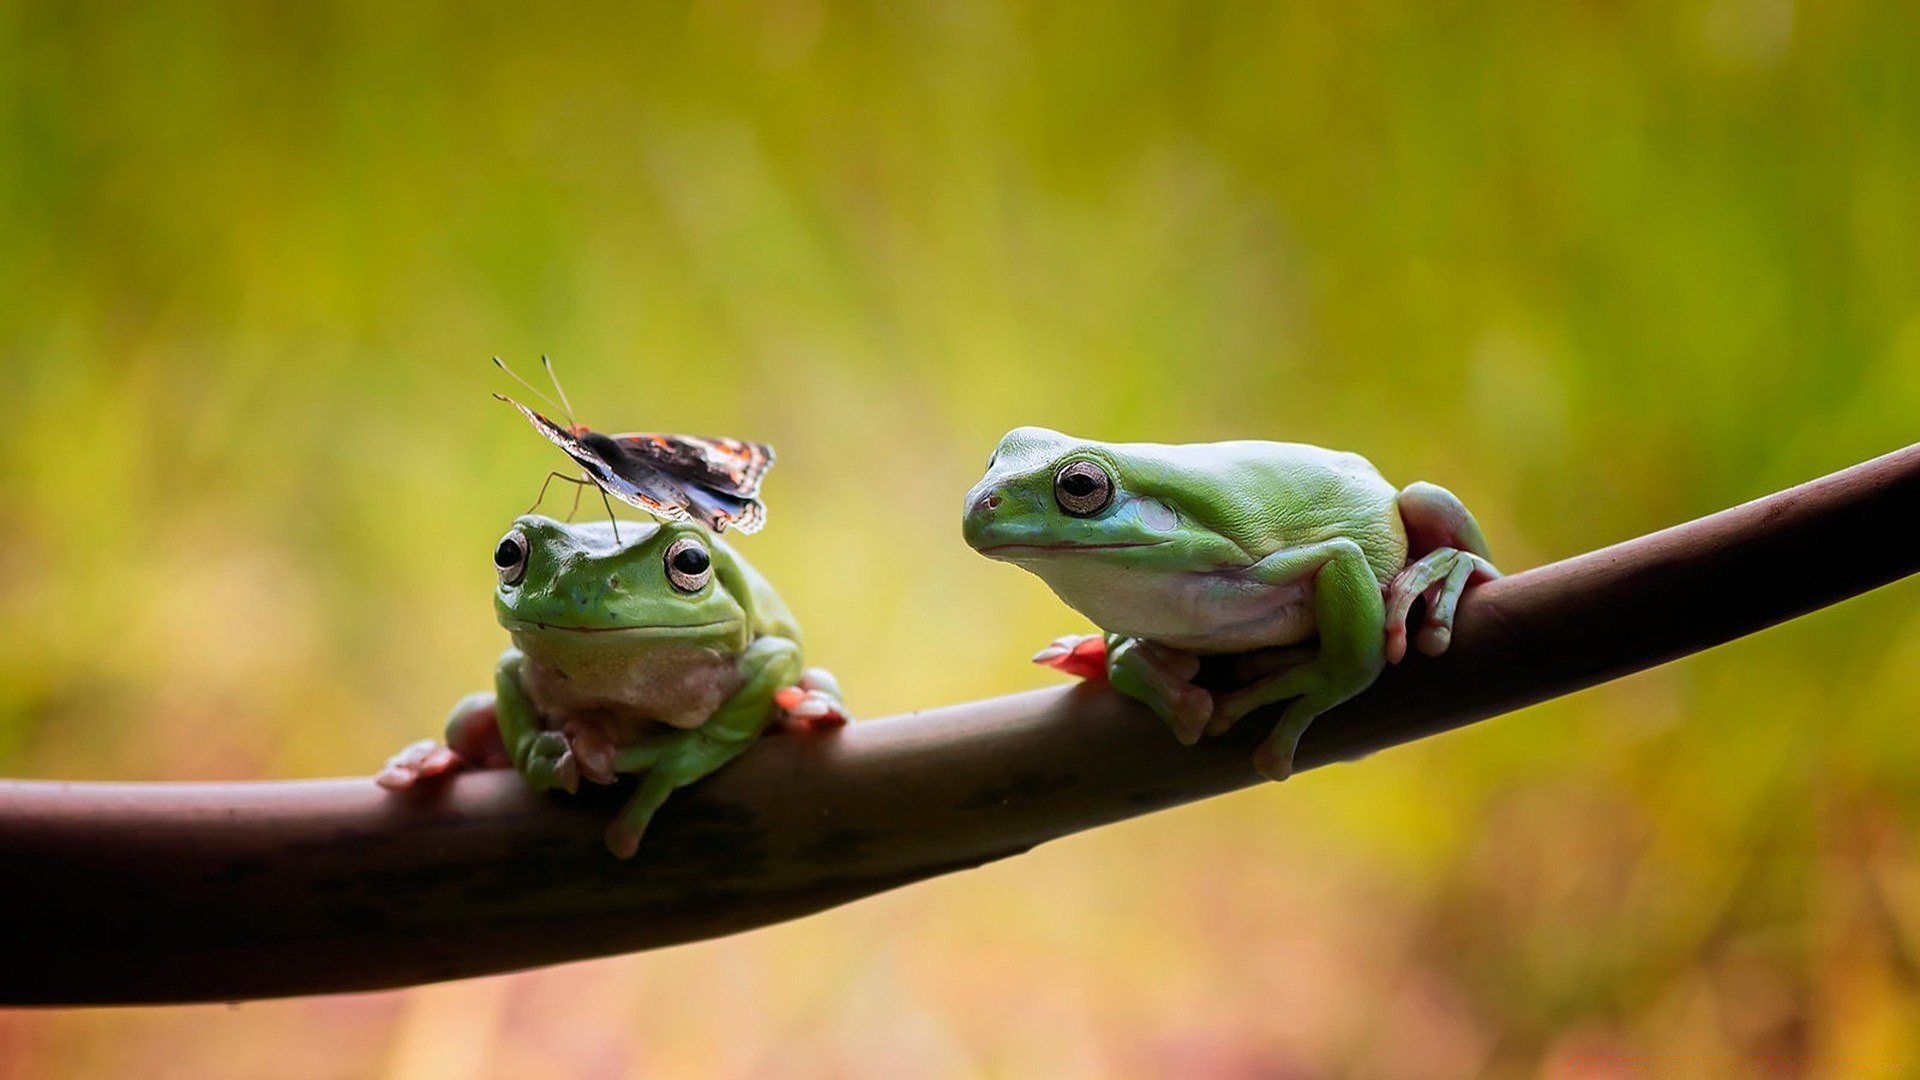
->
[1034,635,1109,681]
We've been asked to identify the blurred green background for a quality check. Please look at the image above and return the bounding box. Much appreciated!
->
[3,0,1919,1075]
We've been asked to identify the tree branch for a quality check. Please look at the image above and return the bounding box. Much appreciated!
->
[4,443,1917,1006]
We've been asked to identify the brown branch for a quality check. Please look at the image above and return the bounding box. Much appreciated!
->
[3,443,1918,1006]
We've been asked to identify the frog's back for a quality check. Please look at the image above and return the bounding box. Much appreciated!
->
[1120,439,1407,580]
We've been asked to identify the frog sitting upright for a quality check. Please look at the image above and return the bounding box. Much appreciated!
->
[962,427,1498,782]
[380,514,847,857]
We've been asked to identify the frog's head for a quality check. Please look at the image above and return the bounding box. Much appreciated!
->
[491,515,747,651]
[962,426,1181,564]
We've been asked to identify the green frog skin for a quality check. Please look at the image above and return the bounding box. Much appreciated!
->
[379,515,846,858]
[962,427,1498,781]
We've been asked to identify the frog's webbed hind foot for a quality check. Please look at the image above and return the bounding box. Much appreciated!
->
[774,668,852,732]
[1384,547,1500,662]
[1106,637,1212,746]
[1389,482,1501,664]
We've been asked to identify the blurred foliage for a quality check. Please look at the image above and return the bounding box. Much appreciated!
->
[2,0,1919,1075]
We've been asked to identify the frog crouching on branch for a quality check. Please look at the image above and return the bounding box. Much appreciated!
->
[963,426,1498,782]
[380,514,848,858]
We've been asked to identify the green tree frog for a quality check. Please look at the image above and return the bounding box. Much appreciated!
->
[379,514,847,857]
[962,427,1498,781]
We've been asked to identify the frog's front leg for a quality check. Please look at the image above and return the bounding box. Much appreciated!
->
[602,635,802,858]
[1106,636,1212,745]
[491,648,582,795]
[1031,633,1213,741]
[1212,538,1388,782]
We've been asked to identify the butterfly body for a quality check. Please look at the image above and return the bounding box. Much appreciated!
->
[500,395,774,534]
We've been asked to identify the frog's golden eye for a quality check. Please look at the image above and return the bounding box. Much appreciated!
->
[664,536,712,593]
[494,530,529,586]
[1054,460,1113,517]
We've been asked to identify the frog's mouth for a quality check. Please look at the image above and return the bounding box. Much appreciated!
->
[979,541,1167,558]
[501,618,742,638]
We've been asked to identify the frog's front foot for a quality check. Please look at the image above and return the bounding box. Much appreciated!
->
[518,730,582,795]
[375,691,506,791]
[1032,634,1111,681]
[1106,637,1212,745]
[1384,547,1500,663]
[774,668,852,732]
[374,739,464,790]
[558,722,620,785]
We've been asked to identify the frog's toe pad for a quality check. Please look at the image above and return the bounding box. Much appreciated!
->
[604,822,644,860]
[1384,621,1410,665]
[1166,687,1216,746]
[1252,742,1296,783]
[375,739,464,791]
[1032,634,1109,681]
[562,725,620,786]
[1415,624,1452,657]
[775,686,850,732]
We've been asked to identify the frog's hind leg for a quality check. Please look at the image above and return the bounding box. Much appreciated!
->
[1387,482,1500,663]
[1211,538,1388,780]
[606,768,680,859]
[604,733,750,858]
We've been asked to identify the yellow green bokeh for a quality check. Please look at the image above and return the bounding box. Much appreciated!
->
[3,1,1918,1075]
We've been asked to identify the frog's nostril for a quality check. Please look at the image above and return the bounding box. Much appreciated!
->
[608,575,622,591]
[976,493,1001,512]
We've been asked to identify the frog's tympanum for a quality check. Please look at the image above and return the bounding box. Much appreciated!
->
[380,515,846,857]
[963,427,1498,781]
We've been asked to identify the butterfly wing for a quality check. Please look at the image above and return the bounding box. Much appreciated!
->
[497,395,695,524]
[676,483,767,535]
[498,395,768,533]
[590,435,770,534]
[602,433,775,499]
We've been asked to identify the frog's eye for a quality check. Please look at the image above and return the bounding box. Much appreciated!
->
[494,530,529,586]
[1053,460,1113,517]
[664,536,712,593]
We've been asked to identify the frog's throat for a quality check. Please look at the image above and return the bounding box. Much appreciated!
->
[500,617,744,640]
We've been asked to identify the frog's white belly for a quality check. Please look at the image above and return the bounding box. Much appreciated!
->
[518,643,745,733]
[1039,562,1319,654]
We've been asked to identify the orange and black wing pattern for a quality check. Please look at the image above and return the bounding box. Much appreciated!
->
[498,395,772,534]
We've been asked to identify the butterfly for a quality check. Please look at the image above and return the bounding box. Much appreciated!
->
[495,357,776,535]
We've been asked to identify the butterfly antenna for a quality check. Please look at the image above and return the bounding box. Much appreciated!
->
[492,356,569,419]
[541,355,580,431]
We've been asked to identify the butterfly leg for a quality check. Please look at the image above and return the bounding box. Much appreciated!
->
[525,471,593,516]
[597,486,622,543]
[565,473,586,521]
